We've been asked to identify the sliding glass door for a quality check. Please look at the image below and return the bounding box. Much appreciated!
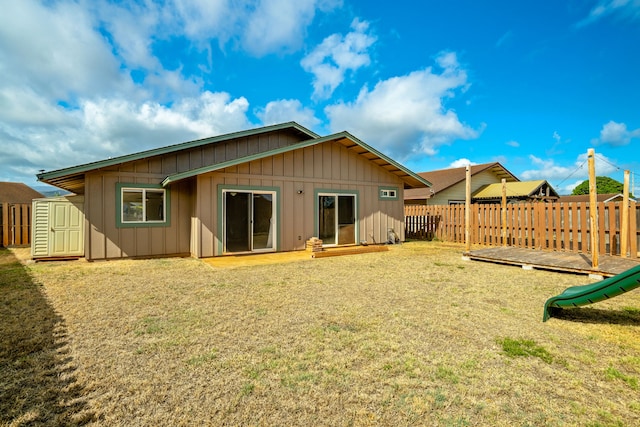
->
[223,190,275,253]
[318,193,356,246]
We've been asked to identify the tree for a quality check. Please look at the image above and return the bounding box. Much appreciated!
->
[571,176,624,195]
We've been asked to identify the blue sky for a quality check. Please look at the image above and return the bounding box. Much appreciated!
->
[1,0,639,195]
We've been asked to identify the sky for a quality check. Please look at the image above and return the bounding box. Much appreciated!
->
[1,0,639,195]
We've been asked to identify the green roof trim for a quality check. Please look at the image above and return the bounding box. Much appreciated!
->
[37,122,318,183]
[161,131,431,189]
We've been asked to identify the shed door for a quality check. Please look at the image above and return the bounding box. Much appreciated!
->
[49,201,84,256]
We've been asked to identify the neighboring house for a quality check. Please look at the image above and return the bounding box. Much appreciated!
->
[472,180,559,203]
[557,193,637,204]
[0,182,44,204]
[36,122,431,260]
[404,162,518,205]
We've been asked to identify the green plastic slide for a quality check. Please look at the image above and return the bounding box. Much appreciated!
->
[543,264,640,322]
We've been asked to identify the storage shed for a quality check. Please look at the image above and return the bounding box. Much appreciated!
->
[31,196,84,258]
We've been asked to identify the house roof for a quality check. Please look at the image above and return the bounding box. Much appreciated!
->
[37,122,430,192]
[472,180,559,199]
[404,162,518,200]
[0,182,44,204]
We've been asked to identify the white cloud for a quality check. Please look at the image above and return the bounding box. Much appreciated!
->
[593,120,640,146]
[0,91,251,179]
[449,158,477,168]
[576,0,640,27]
[325,51,480,159]
[0,0,344,184]
[0,0,128,101]
[171,0,343,56]
[521,152,620,194]
[255,99,321,130]
[301,18,376,100]
[506,140,520,147]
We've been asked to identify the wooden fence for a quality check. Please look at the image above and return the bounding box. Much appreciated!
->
[0,203,32,247]
[405,201,640,259]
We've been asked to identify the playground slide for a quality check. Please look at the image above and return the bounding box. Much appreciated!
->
[543,264,640,322]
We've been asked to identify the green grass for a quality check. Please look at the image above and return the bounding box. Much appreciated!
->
[498,337,554,363]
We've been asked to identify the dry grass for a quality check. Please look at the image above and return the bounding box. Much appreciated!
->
[2,241,640,426]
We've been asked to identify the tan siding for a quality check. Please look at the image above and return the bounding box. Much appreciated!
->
[197,140,406,255]
[283,151,295,177]
[294,150,304,178]
[86,174,105,260]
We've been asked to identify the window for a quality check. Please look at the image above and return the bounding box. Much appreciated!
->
[117,184,170,227]
[379,187,399,200]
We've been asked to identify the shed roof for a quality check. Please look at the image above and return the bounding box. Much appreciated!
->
[472,180,559,199]
[0,182,44,204]
[38,122,430,192]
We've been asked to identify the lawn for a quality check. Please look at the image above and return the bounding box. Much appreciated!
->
[1,241,640,426]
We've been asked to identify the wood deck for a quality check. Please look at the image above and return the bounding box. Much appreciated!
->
[465,246,640,277]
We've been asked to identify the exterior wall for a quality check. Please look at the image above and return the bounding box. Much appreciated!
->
[194,141,406,257]
[84,172,193,260]
[428,170,503,205]
[81,129,307,260]
[80,130,409,259]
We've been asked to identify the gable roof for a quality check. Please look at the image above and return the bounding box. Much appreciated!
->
[404,162,518,200]
[472,180,559,200]
[37,122,430,192]
[0,182,44,204]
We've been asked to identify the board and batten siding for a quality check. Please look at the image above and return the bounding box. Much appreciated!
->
[193,141,406,257]
[428,170,504,205]
[81,129,313,260]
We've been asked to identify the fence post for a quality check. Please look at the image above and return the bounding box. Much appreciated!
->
[621,170,630,257]
[1,202,8,247]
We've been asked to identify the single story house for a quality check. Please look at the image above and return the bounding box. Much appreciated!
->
[36,122,431,260]
[472,180,559,203]
[404,162,518,205]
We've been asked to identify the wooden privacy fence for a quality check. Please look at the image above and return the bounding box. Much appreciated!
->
[0,203,32,247]
[405,201,640,259]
